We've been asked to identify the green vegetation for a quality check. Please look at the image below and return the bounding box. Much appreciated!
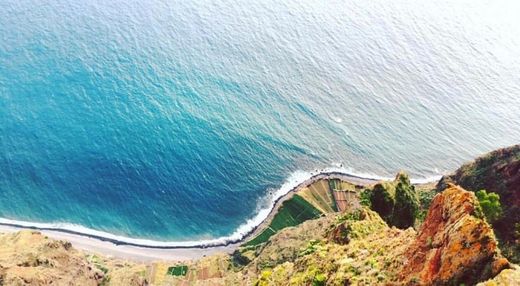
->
[231,249,251,267]
[328,179,340,191]
[167,265,188,276]
[392,175,420,228]
[254,270,273,286]
[370,182,395,222]
[417,188,436,223]
[87,255,110,285]
[476,190,502,223]
[502,223,520,263]
[312,272,326,286]
[244,195,323,246]
[87,255,109,274]
[368,172,419,229]
[359,188,372,207]
[299,240,322,256]
[336,208,365,224]
[335,209,387,241]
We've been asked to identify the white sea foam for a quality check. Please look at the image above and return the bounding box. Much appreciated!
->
[0,168,441,248]
[332,116,343,123]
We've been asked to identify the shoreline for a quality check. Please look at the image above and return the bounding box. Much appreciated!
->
[0,169,440,261]
[0,224,238,262]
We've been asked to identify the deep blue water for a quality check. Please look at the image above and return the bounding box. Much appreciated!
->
[1,0,520,241]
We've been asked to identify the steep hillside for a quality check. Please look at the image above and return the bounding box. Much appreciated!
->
[0,231,104,285]
[244,185,511,285]
[160,184,515,285]
[0,175,518,285]
[3,184,514,285]
[0,231,147,286]
[438,144,520,262]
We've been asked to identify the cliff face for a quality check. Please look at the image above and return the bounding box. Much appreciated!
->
[0,231,149,286]
[242,185,511,285]
[400,185,508,285]
[437,144,520,263]
[478,265,520,286]
[0,174,518,285]
[0,231,104,285]
[0,185,515,285]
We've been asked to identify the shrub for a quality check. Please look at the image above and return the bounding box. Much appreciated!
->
[368,172,419,229]
[313,273,327,286]
[416,190,436,223]
[391,176,419,228]
[231,250,250,267]
[360,189,372,207]
[476,190,502,223]
[299,240,321,256]
[369,183,395,221]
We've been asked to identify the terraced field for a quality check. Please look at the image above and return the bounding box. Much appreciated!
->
[299,180,337,213]
[329,179,361,211]
[244,194,322,246]
[244,178,360,247]
[149,255,231,285]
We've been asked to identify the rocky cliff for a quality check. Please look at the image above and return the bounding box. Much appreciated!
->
[3,183,515,285]
[0,231,147,285]
[0,231,104,285]
[400,185,508,285]
[242,185,512,285]
[438,144,520,263]
[1,146,519,285]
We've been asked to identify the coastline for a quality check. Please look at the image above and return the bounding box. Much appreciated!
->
[0,224,237,262]
[0,169,440,261]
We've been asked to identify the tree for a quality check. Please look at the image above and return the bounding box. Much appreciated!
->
[391,174,419,229]
[369,183,395,222]
[369,172,419,229]
[476,190,502,223]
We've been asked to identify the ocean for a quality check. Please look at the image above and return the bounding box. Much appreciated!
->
[1,0,519,245]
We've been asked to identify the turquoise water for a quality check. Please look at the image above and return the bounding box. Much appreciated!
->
[1,0,520,243]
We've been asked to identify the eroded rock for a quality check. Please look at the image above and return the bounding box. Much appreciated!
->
[400,185,510,285]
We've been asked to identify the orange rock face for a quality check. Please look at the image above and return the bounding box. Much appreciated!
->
[400,185,510,285]
[437,144,520,259]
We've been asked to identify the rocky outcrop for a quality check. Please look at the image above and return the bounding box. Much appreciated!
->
[0,230,104,285]
[400,185,510,285]
[369,172,419,229]
[437,144,520,263]
[0,230,150,286]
